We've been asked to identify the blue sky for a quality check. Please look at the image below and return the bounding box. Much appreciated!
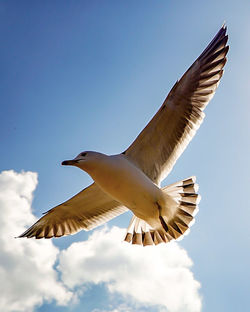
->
[1,1,250,312]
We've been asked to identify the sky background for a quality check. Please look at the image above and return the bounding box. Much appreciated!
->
[1,1,250,312]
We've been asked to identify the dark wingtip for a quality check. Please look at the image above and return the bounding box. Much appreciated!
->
[16,233,25,239]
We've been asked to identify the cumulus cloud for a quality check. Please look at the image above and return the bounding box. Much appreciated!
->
[0,170,202,312]
[58,226,202,312]
[0,170,73,312]
[92,304,138,312]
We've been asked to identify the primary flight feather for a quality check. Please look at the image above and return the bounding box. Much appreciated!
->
[19,26,229,245]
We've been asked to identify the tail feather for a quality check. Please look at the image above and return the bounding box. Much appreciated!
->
[160,176,199,241]
[152,231,165,244]
[143,231,154,245]
[180,193,201,204]
[124,176,200,246]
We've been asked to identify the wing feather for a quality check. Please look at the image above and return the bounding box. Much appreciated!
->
[124,26,229,184]
[18,183,127,239]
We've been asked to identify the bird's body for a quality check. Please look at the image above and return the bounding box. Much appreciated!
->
[19,25,229,245]
[75,152,173,229]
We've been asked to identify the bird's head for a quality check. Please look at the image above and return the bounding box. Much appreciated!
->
[62,151,105,172]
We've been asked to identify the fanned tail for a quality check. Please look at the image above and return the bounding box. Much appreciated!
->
[124,176,200,246]
[161,176,200,240]
[124,215,165,246]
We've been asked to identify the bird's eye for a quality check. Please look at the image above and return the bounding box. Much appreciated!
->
[81,152,87,157]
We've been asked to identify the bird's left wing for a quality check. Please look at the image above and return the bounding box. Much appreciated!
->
[124,26,229,184]
[18,182,128,239]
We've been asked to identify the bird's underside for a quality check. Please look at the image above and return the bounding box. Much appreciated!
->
[18,25,229,245]
[124,176,200,246]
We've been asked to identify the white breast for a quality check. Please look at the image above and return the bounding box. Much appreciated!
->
[88,154,163,219]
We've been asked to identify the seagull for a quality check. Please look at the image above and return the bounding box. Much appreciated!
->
[19,26,229,245]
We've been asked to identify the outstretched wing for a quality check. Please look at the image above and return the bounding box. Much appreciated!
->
[19,183,127,239]
[124,26,229,184]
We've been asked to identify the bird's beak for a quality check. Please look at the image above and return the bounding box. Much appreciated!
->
[61,159,79,166]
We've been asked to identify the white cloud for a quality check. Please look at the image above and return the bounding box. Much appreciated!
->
[58,226,202,312]
[0,170,202,312]
[0,170,73,312]
[91,304,137,312]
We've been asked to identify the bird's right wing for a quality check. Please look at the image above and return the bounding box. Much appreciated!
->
[124,26,228,185]
[19,183,128,239]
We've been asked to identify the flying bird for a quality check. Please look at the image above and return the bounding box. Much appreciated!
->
[19,26,229,245]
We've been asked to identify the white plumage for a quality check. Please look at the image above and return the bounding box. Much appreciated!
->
[19,26,229,245]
